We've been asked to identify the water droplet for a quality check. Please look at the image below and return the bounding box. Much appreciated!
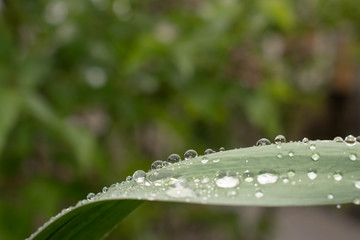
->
[151,160,164,170]
[126,176,132,182]
[302,137,309,143]
[333,136,343,142]
[219,147,225,152]
[201,156,209,164]
[256,138,271,146]
[213,158,220,163]
[357,136,360,142]
[167,153,181,163]
[227,190,238,197]
[204,148,215,155]
[353,198,360,205]
[332,171,343,181]
[307,169,317,180]
[257,170,279,185]
[310,143,316,150]
[133,170,146,183]
[282,177,289,184]
[243,171,254,183]
[345,135,356,146]
[287,170,296,178]
[166,182,196,198]
[184,149,198,160]
[311,153,320,161]
[215,171,240,188]
[277,153,283,159]
[349,153,357,161]
[288,151,295,157]
[87,192,95,201]
[102,187,108,193]
[327,194,334,200]
[354,180,360,189]
[336,204,341,209]
[202,177,210,183]
[255,189,264,198]
[275,135,286,144]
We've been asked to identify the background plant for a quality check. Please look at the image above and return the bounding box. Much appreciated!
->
[1,0,360,239]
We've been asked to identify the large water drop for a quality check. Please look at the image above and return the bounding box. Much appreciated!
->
[167,153,181,163]
[345,135,356,146]
[151,160,164,170]
[256,138,271,146]
[133,170,146,183]
[215,171,240,188]
[257,170,279,185]
[184,149,198,160]
[87,192,95,201]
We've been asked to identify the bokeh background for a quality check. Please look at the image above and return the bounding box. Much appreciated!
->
[1,0,360,239]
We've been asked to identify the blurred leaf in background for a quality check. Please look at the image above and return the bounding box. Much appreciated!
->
[1,0,360,239]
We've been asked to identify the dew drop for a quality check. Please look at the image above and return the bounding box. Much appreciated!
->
[288,151,295,157]
[332,171,343,181]
[345,135,356,146]
[151,160,164,170]
[243,171,254,183]
[302,137,309,143]
[354,180,360,189]
[165,182,196,198]
[184,149,198,160]
[282,177,289,184]
[311,153,320,161]
[287,170,296,178]
[219,147,225,152]
[307,169,317,180]
[204,148,215,155]
[276,153,283,159]
[255,189,264,198]
[167,153,181,163]
[133,170,146,183]
[274,135,286,144]
[102,187,108,193]
[201,156,209,164]
[336,204,341,209]
[126,176,132,182]
[349,153,357,161]
[327,194,334,200]
[213,158,220,163]
[353,198,360,205]
[257,170,279,185]
[215,171,240,188]
[256,138,271,146]
[333,136,343,142]
[87,192,95,201]
[310,143,316,150]
[357,136,360,142]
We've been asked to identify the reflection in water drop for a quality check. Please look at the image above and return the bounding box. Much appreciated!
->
[302,137,309,143]
[151,160,164,170]
[215,171,240,188]
[87,192,95,201]
[102,187,108,193]
[184,149,198,160]
[327,194,334,200]
[256,138,271,146]
[257,170,279,184]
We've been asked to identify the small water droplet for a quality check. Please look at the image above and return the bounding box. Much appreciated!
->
[204,148,215,155]
[102,187,108,193]
[257,170,279,185]
[256,138,271,146]
[274,135,286,144]
[151,160,164,170]
[332,171,343,181]
[307,169,317,180]
[277,153,283,159]
[167,153,181,163]
[310,143,316,150]
[243,171,254,183]
[219,147,225,152]
[354,180,360,189]
[287,170,296,178]
[133,170,146,183]
[302,137,309,143]
[282,177,289,184]
[213,158,220,163]
[87,192,95,201]
[349,153,357,161]
[255,189,264,198]
[184,149,198,160]
[353,198,360,205]
[126,176,132,182]
[215,171,240,188]
[201,156,209,164]
[333,136,343,142]
[311,153,320,161]
[327,194,334,200]
[288,151,295,157]
[345,135,356,146]
[336,204,341,209]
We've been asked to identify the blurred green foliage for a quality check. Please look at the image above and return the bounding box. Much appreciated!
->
[0,0,360,239]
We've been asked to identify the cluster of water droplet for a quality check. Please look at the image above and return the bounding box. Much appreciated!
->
[27,134,360,240]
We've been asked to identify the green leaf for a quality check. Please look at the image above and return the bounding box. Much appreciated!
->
[28,140,360,239]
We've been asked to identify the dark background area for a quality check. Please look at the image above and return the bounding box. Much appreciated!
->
[1,0,360,239]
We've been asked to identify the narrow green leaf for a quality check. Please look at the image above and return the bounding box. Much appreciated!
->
[28,140,360,240]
